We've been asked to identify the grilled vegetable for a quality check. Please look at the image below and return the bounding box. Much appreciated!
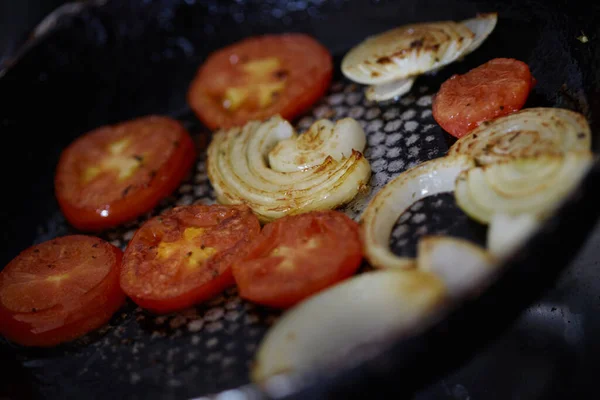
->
[232,210,363,309]
[207,115,371,223]
[120,204,260,313]
[252,269,446,383]
[433,58,535,138]
[55,116,196,231]
[455,152,593,224]
[361,155,475,270]
[448,107,592,164]
[341,13,497,101]
[0,236,125,347]
[187,34,333,130]
[417,235,497,299]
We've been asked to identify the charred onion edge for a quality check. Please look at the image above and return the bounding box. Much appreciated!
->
[360,155,475,269]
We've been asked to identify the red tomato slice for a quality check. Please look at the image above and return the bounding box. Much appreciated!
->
[55,116,196,231]
[432,58,535,138]
[187,33,333,130]
[0,235,125,347]
[232,210,363,309]
[120,204,261,313]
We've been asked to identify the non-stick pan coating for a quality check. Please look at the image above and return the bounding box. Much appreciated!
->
[0,0,598,399]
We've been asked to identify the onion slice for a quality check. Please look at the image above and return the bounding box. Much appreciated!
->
[252,269,447,383]
[487,213,541,259]
[341,14,497,102]
[455,151,593,224]
[448,108,592,165]
[365,77,415,102]
[341,21,475,85]
[207,115,371,223]
[417,235,497,299]
[361,155,475,269]
[460,13,498,55]
[268,118,366,172]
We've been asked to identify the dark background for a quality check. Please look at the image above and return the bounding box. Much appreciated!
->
[1,0,599,399]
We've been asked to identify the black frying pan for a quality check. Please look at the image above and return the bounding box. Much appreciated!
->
[1,0,599,399]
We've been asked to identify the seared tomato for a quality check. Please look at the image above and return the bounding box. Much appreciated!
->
[187,34,333,130]
[232,210,363,309]
[120,204,260,313]
[55,116,196,231]
[0,235,125,347]
[432,58,535,138]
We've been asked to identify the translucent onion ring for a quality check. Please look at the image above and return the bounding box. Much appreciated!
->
[360,155,475,269]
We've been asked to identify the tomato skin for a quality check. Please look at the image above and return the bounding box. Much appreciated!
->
[55,116,196,231]
[120,204,261,314]
[232,210,363,309]
[432,58,534,138]
[0,236,125,347]
[187,34,333,130]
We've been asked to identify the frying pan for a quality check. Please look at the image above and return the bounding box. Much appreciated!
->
[1,0,599,398]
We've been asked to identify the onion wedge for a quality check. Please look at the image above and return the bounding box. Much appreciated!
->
[361,155,475,270]
[487,213,541,260]
[252,269,447,383]
[417,235,497,299]
[448,108,592,165]
[207,115,371,223]
[455,151,593,224]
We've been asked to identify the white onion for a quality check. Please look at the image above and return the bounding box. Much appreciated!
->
[341,21,475,85]
[455,151,593,224]
[487,213,541,259]
[361,155,475,270]
[341,14,497,102]
[448,108,592,165]
[365,77,415,102]
[460,13,498,55]
[252,269,447,383]
[268,118,366,172]
[207,115,371,223]
[417,235,497,299]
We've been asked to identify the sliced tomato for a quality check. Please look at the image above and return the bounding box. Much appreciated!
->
[55,116,196,231]
[120,204,261,313]
[432,58,535,138]
[0,235,125,347]
[187,33,333,130]
[232,210,363,309]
